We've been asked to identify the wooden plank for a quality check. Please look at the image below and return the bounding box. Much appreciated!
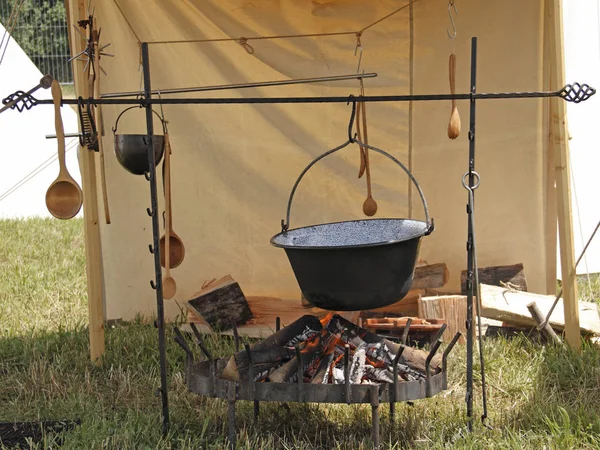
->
[460,263,527,294]
[65,0,105,364]
[418,295,470,344]
[412,263,449,290]
[479,284,599,335]
[547,0,581,350]
[361,290,424,317]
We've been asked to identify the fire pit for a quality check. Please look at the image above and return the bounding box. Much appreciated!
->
[174,314,460,449]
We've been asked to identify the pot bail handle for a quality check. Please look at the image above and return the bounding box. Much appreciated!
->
[281,138,434,235]
[111,105,168,135]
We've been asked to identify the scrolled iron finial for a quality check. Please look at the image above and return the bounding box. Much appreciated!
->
[559,82,596,103]
[1,91,39,112]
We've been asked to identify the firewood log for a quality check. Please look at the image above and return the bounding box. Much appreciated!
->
[460,263,527,294]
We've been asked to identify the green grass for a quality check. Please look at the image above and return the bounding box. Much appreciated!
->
[1,218,600,449]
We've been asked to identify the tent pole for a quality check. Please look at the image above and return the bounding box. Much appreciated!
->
[141,42,170,435]
[65,0,106,365]
[547,0,581,351]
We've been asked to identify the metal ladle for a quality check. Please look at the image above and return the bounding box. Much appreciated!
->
[45,80,83,220]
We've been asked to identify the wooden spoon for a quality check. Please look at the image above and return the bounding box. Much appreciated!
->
[45,80,83,220]
[92,28,111,224]
[162,132,176,300]
[360,101,377,216]
[159,135,185,269]
[447,53,461,140]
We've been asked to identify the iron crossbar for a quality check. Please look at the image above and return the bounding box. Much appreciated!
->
[16,85,594,107]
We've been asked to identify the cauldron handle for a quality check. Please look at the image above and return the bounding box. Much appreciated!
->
[111,105,168,135]
[282,137,434,235]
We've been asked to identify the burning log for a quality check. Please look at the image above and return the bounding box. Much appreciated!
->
[310,353,334,384]
[221,346,295,381]
[220,313,442,386]
[350,344,367,384]
[384,339,442,374]
[253,314,323,352]
[267,329,334,383]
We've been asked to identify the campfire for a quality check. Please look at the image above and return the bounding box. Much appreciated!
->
[219,313,442,385]
[175,310,459,449]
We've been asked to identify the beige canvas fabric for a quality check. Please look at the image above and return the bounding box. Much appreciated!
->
[70,0,555,321]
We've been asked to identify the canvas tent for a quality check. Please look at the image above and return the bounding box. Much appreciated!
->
[562,1,600,277]
[53,0,585,355]
[0,21,81,219]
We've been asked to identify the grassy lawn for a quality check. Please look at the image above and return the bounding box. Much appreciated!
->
[1,218,600,449]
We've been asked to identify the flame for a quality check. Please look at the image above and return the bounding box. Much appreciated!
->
[319,312,335,327]
[366,356,386,369]
[324,336,344,356]
[300,334,322,353]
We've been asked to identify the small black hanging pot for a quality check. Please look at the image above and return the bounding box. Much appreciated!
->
[112,106,167,175]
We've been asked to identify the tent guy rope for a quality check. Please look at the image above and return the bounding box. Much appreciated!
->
[111,0,418,48]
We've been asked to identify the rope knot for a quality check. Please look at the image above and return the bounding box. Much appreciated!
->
[237,37,255,54]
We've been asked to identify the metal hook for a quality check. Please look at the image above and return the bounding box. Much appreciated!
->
[347,95,358,142]
[157,89,168,133]
[447,1,458,39]
[354,33,363,74]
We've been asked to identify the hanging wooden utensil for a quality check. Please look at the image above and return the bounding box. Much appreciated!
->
[447,53,461,139]
[162,132,177,299]
[159,135,185,269]
[356,101,367,178]
[92,28,111,224]
[45,80,83,220]
[360,100,377,217]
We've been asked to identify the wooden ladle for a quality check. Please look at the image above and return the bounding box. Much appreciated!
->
[360,101,377,216]
[162,132,176,300]
[447,53,461,139]
[159,135,185,269]
[45,80,83,220]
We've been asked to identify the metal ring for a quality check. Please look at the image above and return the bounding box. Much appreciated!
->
[461,171,481,191]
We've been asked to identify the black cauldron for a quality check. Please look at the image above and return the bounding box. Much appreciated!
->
[270,139,434,311]
[112,106,166,175]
